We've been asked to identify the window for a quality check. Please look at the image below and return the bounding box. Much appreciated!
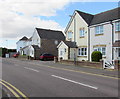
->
[60,51,63,56]
[115,22,120,32]
[94,47,106,55]
[79,28,85,37]
[78,48,87,56]
[68,31,73,39]
[64,48,66,52]
[95,25,103,35]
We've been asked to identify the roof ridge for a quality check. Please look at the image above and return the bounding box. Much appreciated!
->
[75,10,93,16]
[36,28,62,32]
[94,7,119,16]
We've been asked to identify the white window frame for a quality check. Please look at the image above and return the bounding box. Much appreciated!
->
[68,31,73,39]
[95,25,104,35]
[78,47,87,56]
[115,22,120,32]
[93,47,106,56]
[79,28,85,37]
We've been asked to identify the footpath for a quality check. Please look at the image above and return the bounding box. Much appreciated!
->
[19,59,119,79]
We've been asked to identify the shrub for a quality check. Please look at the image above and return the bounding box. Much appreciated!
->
[91,51,102,62]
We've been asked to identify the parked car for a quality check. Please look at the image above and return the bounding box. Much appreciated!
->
[40,53,55,61]
[13,53,19,58]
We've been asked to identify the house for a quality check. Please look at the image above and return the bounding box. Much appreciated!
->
[16,36,30,54]
[89,7,120,62]
[57,10,93,61]
[58,7,120,62]
[17,28,65,59]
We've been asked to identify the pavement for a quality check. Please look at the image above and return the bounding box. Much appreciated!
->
[1,58,120,98]
[19,58,119,78]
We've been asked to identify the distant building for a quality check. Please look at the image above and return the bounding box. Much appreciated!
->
[16,28,65,59]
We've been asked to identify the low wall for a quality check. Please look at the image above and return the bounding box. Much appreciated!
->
[114,60,120,70]
[60,60,103,68]
[18,55,28,60]
[60,60,120,70]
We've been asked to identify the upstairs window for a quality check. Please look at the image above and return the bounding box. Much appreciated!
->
[68,31,73,39]
[115,22,120,32]
[79,28,85,37]
[95,25,103,35]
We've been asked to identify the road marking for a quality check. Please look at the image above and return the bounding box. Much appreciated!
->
[0,79,29,99]
[0,81,21,99]
[24,67,39,72]
[51,75,98,90]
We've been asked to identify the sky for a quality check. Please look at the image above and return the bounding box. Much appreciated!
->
[0,0,119,49]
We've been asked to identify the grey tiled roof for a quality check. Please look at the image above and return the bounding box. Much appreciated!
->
[19,36,28,41]
[90,7,120,25]
[64,41,77,48]
[31,45,40,49]
[76,10,94,25]
[76,7,120,26]
[36,28,65,40]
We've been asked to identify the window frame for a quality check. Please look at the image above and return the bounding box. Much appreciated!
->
[68,31,73,39]
[115,21,120,32]
[95,25,104,35]
[78,47,87,56]
[79,28,85,37]
[93,47,106,56]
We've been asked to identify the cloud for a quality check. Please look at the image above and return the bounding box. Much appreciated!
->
[0,0,69,39]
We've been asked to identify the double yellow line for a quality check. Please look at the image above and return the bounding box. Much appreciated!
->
[0,80,29,99]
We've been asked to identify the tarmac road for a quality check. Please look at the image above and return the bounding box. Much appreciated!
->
[1,58,119,98]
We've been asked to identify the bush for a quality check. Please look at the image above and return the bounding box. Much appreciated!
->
[91,51,102,62]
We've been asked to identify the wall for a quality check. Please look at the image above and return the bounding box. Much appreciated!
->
[60,60,103,68]
[40,39,61,56]
[90,23,112,62]
[29,46,34,58]
[65,11,88,61]
[16,40,26,53]
[32,29,41,47]
[58,42,68,60]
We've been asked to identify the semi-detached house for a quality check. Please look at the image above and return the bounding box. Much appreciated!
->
[57,7,120,62]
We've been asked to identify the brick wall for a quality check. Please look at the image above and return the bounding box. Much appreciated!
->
[60,60,120,70]
[60,60,103,68]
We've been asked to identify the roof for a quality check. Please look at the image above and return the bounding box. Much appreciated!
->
[113,40,120,47]
[36,28,65,40]
[76,10,94,25]
[19,36,28,41]
[31,45,40,49]
[64,41,77,48]
[90,7,120,25]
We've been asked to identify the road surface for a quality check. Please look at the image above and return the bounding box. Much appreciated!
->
[1,58,119,98]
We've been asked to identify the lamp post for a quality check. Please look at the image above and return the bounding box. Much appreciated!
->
[69,12,77,65]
